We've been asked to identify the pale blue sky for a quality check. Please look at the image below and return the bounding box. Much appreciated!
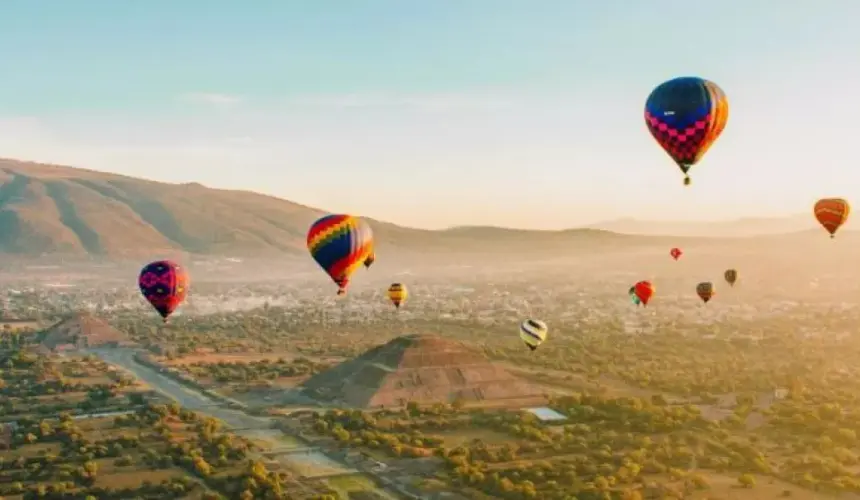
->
[0,0,858,229]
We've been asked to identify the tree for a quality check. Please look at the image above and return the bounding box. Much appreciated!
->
[738,473,756,488]
[406,401,420,415]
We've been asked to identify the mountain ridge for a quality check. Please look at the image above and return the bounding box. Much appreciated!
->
[0,158,845,258]
[587,214,824,238]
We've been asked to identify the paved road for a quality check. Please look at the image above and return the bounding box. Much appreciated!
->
[87,348,271,430]
[88,347,408,498]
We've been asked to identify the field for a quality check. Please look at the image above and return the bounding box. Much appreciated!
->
[0,351,156,422]
[0,412,210,498]
[0,320,41,332]
[271,450,356,478]
[325,474,384,496]
[162,352,301,366]
[438,428,516,447]
[296,392,860,500]
[156,353,335,408]
[692,472,844,500]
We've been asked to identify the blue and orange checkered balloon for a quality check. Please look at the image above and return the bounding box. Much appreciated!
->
[645,76,729,186]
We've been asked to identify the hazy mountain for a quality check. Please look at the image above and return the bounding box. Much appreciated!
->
[588,215,818,238]
[0,158,845,259]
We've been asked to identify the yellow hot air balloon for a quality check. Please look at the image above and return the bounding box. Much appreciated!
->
[387,283,408,309]
[519,319,548,351]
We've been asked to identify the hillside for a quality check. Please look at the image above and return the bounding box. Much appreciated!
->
[0,158,328,258]
[0,158,844,259]
[589,214,819,237]
[0,158,681,259]
[300,334,547,408]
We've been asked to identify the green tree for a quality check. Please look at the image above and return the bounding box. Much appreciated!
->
[738,473,756,488]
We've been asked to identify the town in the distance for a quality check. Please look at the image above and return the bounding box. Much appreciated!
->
[0,159,858,500]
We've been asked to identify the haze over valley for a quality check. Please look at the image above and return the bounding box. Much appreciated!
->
[0,161,857,499]
[4,1,860,499]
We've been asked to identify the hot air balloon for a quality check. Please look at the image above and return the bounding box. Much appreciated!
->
[633,281,655,306]
[307,214,375,295]
[357,218,375,268]
[138,260,189,322]
[645,77,729,186]
[519,319,548,351]
[724,268,738,287]
[628,286,641,306]
[814,198,850,239]
[387,283,408,309]
[364,252,376,269]
[696,282,715,303]
[670,247,682,260]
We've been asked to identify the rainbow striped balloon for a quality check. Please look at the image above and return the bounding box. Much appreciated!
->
[307,214,375,295]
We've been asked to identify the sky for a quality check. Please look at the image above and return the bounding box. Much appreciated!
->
[0,0,858,229]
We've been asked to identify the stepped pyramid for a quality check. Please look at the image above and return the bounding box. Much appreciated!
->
[301,334,546,408]
[40,312,134,351]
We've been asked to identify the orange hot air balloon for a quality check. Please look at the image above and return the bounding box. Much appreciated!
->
[633,280,655,306]
[814,198,850,239]
[670,247,682,260]
[696,281,715,304]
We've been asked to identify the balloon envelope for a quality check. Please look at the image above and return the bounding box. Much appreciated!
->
[519,319,548,351]
[628,286,641,305]
[138,260,189,321]
[814,198,850,238]
[633,281,655,306]
[307,214,375,294]
[387,283,408,308]
[645,77,729,185]
[696,282,715,303]
[724,269,738,286]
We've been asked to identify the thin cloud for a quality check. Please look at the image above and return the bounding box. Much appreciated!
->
[284,93,515,111]
[178,92,244,106]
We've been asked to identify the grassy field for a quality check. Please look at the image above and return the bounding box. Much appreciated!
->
[0,320,41,331]
[240,428,305,449]
[0,414,203,497]
[273,450,355,478]
[162,352,299,365]
[0,354,154,421]
[437,428,516,447]
[325,474,379,494]
[681,472,848,500]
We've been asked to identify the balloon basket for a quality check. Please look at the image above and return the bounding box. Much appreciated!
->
[683,176,691,186]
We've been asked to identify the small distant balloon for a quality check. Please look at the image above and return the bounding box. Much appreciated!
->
[696,281,715,304]
[633,281,655,306]
[364,252,376,269]
[645,76,729,186]
[519,319,548,351]
[387,283,408,309]
[628,286,642,306]
[138,260,189,323]
[724,268,738,287]
[670,247,682,261]
[814,198,850,239]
